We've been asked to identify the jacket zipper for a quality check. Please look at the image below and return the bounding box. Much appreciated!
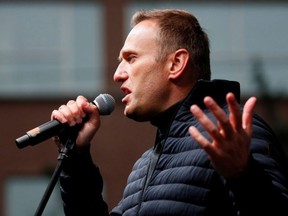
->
[134,101,182,215]
[135,139,163,216]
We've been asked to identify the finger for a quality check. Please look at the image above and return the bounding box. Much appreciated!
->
[57,104,77,126]
[242,97,257,135]
[76,96,100,127]
[51,109,67,124]
[189,126,218,157]
[190,104,222,143]
[226,93,242,131]
[75,96,90,116]
[189,126,211,148]
[203,96,234,138]
[67,100,85,124]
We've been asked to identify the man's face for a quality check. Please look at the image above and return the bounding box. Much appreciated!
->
[114,20,171,122]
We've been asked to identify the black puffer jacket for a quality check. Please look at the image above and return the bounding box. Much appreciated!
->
[60,79,288,216]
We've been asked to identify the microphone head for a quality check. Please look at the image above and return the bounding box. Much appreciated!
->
[93,93,115,115]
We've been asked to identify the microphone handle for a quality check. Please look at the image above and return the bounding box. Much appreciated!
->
[16,120,66,149]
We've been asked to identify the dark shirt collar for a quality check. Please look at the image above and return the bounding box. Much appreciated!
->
[150,100,182,133]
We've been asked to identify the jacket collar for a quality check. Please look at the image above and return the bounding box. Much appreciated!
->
[151,79,240,130]
[180,79,240,112]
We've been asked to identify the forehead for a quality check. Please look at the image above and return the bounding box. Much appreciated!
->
[120,20,160,55]
[128,19,159,39]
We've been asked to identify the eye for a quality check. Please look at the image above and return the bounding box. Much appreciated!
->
[127,54,136,63]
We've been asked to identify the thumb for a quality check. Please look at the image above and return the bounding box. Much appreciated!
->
[242,97,257,136]
[80,101,99,123]
[76,101,101,145]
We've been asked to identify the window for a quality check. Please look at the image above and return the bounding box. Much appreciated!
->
[0,2,104,99]
[5,176,62,216]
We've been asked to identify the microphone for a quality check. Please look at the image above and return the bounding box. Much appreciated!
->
[15,93,115,149]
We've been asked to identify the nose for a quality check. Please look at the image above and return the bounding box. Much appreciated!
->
[114,63,128,83]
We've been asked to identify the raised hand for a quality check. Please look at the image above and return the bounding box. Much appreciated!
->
[189,92,257,178]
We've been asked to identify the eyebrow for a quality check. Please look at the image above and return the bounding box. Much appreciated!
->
[118,49,136,62]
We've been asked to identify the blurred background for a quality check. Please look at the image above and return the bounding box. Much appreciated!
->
[0,0,288,215]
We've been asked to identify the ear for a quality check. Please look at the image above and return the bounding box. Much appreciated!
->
[168,49,189,80]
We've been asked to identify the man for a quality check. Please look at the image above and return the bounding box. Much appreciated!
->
[51,9,288,215]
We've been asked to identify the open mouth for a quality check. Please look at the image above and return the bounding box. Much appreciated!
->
[120,87,131,103]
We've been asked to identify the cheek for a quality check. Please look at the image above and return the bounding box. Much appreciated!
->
[132,61,167,99]
[136,75,158,97]
[143,77,168,106]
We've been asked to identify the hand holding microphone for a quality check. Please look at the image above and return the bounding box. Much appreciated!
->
[16,94,115,149]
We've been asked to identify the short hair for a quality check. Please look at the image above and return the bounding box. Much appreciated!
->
[131,9,211,80]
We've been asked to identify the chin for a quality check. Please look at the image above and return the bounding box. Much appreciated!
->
[125,110,153,122]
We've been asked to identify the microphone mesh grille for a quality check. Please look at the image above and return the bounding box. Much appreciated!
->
[94,93,115,115]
